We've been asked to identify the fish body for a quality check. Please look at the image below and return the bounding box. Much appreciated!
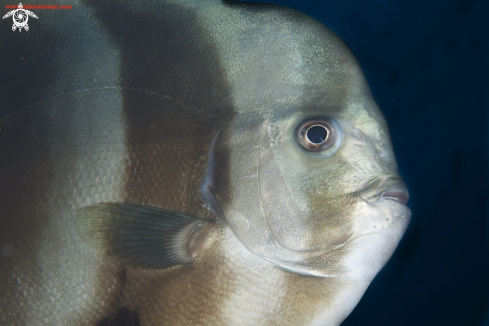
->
[0,1,411,325]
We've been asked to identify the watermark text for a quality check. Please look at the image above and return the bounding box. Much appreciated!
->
[5,4,72,9]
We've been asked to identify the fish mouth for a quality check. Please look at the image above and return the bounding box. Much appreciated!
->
[359,176,409,205]
[380,191,409,205]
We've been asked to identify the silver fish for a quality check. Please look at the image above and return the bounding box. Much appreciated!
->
[0,0,411,325]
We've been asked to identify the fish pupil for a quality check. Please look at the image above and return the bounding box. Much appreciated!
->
[307,125,327,144]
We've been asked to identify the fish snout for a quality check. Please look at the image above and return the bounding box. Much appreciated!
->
[355,176,411,235]
[359,176,409,205]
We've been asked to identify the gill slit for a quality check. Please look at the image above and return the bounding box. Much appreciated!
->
[200,131,227,226]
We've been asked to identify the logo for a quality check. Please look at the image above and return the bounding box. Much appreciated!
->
[3,3,38,32]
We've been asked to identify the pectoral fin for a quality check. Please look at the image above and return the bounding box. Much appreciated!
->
[77,203,214,269]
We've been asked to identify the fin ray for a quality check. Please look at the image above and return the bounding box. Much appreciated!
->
[78,203,214,269]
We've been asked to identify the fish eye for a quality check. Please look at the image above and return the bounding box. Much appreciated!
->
[295,118,340,153]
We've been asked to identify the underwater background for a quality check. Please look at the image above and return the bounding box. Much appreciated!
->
[244,0,489,325]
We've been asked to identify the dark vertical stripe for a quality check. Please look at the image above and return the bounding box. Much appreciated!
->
[0,9,70,324]
[81,0,236,324]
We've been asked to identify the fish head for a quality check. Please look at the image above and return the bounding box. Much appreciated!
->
[207,5,411,279]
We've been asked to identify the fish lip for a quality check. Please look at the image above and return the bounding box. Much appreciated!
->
[359,176,410,205]
[380,191,409,205]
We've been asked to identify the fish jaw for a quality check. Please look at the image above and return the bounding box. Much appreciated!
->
[339,184,411,280]
[291,176,412,280]
[261,196,411,280]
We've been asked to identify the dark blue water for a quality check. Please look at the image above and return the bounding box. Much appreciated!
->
[246,0,489,325]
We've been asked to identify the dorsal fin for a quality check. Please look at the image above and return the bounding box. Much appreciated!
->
[77,203,214,269]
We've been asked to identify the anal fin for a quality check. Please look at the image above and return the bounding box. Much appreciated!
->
[77,203,214,269]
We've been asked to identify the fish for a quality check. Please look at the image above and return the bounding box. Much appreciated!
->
[0,0,411,325]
